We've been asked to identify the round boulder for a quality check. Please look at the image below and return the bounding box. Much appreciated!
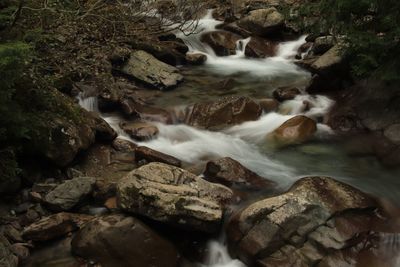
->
[269,115,317,145]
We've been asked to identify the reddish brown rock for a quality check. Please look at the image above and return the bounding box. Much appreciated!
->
[245,37,277,58]
[200,31,242,56]
[185,96,262,130]
[258,98,279,112]
[186,52,207,65]
[135,146,182,167]
[269,115,317,145]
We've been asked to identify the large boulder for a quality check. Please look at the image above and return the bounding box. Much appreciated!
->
[121,50,183,90]
[201,31,242,56]
[22,212,93,241]
[237,8,284,37]
[71,214,180,267]
[204,157,275,189]
[44,177,96,211]
[185,96,262,130]
[116,162,233,232]
[227,176,389,266]
[269,115,317,145]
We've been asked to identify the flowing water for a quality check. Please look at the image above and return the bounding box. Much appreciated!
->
[76,10,400,267]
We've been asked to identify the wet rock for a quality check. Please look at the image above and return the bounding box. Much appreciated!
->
[269,115,317,145]
[112,138,137,152]
[91,113,118,142]
[227,176,384,266]
[120,121,159,141]
[22,212,93,241]
[3,225,23,243]
[200,31,242,56]
[44,177,96,211]
[0,235,18,267]
[120,96,173,123]
[258,98,279,112]
[218,22,252,38]
[71,214,180,267]
[237,8,284,37]
[186,52,207,65]
[272,86,301,102]
[204,157,274,189]
[121,50,183,90]
[185,96,262,130]
[135,146,182,167]
[245,36,277,58]
[117,162,233,233]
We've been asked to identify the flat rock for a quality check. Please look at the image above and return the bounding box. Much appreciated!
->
[227,176,386,266]
[44,177,96,211]
[117,162,233,232]
[120,121,159,141]
[135,146,182,167]
[121,50,183,90]
[204,157,275,189]
[185,96,262,130]
[22,212,93,241]
[72,214,180,267]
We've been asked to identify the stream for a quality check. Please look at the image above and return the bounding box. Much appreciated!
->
[76,10,400,267]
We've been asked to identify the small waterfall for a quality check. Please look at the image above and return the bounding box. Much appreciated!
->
[234,37,251,58]
[200,239,245,267]
[78,95,98,112]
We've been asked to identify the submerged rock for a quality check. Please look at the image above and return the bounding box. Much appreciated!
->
[44,177,96,211]
[22,212,93,241]
[116,162,233,233]
[71,214,180,267]
[272,86,301,102]
[237,8,284,37]
[227,176,387,266]
[269,115,317,145]
[185,96,262,130]
[121,50,183,90]
[204,157,274,189]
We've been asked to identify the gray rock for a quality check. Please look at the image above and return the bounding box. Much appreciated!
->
[44,177,96,211]
[237,8,284,36]
[122,50,183,90]
[71,214,180,267]
[384,124,400,145]
[227,176,384,266]
[311,44,344,73]
[117,162,233,232]
[312,35,335,55]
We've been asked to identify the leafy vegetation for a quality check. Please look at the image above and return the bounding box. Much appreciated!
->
[300,0,400,80]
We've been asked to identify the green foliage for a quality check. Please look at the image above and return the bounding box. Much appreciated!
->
[0,42,31,146]
[301,0,400,80]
